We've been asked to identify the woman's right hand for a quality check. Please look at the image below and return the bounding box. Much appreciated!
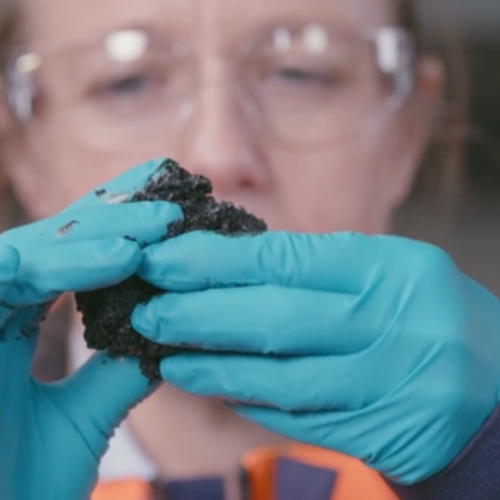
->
[0,158,182,500]
[132,230,500,490]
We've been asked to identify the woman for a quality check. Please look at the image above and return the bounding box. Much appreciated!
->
[1,0,499,499]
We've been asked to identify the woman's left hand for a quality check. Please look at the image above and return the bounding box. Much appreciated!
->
[131,230,500,485]
[0,159,183,500]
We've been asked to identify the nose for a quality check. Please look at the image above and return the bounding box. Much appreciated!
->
[176,60,270,197]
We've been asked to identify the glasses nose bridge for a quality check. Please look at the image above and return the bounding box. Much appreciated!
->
[175,53,267,195]
[174,53,258,154]
[177,52,256,134]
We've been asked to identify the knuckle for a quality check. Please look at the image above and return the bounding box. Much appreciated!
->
[406,241,455,279]
[259,232,302,286]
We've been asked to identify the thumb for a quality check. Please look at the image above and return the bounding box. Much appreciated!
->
[56,352,157,456]
[63,158,170,211]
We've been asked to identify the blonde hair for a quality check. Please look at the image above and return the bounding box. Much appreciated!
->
[397,0,468,219]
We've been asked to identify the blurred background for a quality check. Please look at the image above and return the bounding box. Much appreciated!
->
[404,0,500,296]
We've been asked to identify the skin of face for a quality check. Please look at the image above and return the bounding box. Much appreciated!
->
[1,0,442,497]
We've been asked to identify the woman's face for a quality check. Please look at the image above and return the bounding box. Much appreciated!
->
[6,0,436,233]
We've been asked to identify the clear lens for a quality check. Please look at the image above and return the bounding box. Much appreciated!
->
[6,24,415,148]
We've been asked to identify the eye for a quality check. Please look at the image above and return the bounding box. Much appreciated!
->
[274,67,337,86]
[100,73,153,96]
[87,69,166,116]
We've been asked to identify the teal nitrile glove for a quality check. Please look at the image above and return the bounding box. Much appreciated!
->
[131,230,500,485]
[0,158,183,500]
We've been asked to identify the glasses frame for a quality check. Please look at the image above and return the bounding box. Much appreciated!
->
[3,25,416,131]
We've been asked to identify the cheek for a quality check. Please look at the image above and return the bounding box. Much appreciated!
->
[24,127,175,217]
[270,141,395,234]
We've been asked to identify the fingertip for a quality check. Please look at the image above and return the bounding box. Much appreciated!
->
[63,157,171,211]
[150,200,184,224]
[136,244,173,288]
[87,237,144,284]
[158,356,189,387]
[137,240,196,291]
[99,157,170,199]
[115,236,143,261]
[139,157,170,174]
[130,302,156,340]
[138,231,257,291]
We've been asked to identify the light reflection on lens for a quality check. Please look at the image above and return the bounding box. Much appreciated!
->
[302,25,328,54]
[104,30,149,63]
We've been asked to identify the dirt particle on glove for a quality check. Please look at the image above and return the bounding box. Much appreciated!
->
[56,220,80,236]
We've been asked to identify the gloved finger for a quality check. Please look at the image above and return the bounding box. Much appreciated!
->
[63,157,171,210]
[0,235,142,370]
[137,231,393,293]
[9,237,144,305]
[53,352,157,458]
[158,352,399,411]
[131,285,384,355]
[226,401,426,483]
[0,245,20,325]
[2,201,182,249]
[226,404,340,451]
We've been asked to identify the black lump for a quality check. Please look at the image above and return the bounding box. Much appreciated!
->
[75,159,267,382]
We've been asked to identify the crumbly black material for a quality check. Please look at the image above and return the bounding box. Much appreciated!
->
[75,159,267,382]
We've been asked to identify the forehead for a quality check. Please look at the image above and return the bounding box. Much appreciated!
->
[23,0,397,48]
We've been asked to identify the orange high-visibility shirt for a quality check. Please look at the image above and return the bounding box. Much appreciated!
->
[92,445,398,500]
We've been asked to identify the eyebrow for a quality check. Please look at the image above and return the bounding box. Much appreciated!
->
[30,24,164,58]
[30,8,395,61]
